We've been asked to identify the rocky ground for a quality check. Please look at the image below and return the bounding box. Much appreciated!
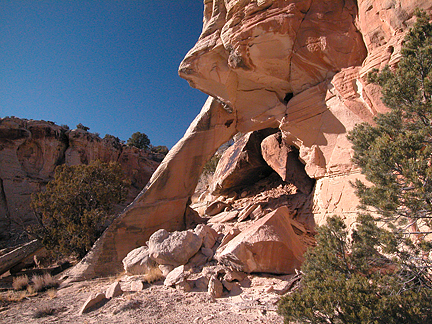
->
[0,272,289,324]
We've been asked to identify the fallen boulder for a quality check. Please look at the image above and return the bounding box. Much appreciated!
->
[215,206,306,274]
[148,229,203,267]
[261,133,314,194]
[105,281,123,299]
[210,131,274,195]
[79,292,107,315]
[122,246,157,275]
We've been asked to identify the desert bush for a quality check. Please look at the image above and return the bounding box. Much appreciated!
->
[203,154,221,174]
[278,215,432,323]
[30,160,129,258]
[32,273,59,292]
[76,123,90,131]
[12,275,29,291]
[143,266,164,283]
[150,145,169,155]
[46,288,57,299]
[33,305,56,318]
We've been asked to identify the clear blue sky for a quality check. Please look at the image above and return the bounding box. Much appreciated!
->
[0,1,208,148]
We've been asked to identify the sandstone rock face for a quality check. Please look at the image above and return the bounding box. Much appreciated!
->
[215,206,306,274]
[0,117,161,247]
[211,130,274,194]
[69,1,432,279]
[261,133,314,194]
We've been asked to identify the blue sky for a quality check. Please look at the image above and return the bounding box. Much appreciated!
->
[0,1,208,148]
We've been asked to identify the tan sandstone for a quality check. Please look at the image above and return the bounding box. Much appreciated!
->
[68,1,432,279]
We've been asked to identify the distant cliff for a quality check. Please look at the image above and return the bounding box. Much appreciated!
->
[0,117,163,247]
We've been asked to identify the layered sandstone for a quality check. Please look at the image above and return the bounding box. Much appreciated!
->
[69,1,432,279]
[0,117,162,246]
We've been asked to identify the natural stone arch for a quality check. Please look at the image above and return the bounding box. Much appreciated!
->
[68,0,432,279]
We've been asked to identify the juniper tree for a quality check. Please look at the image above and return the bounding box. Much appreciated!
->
[30,160,129,258]
[278,215,432,324]
[127,131,150,150]
[347,11,432,281]
[348,10,432,238]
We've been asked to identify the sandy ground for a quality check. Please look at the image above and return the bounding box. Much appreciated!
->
[0,274,287,324]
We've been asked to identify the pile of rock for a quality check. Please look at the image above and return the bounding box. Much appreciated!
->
[122,206,311,298]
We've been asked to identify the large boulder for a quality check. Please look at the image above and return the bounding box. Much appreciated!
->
[148,229,203,267]
[215,206,306,274]
[210,130,275,194]
[122,246,157,275]
[261,133,314,194]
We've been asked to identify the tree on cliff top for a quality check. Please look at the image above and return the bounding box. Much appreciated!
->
[127,131,150,150]
[278,11,432,323]
[30,160,129,258]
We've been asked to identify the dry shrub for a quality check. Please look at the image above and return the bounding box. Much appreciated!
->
[143,266,163,283]
[5,290,31,302]
[12,275,29,291]
[46,288,57,299]
[33,305,56,318]
[32,273,59,292]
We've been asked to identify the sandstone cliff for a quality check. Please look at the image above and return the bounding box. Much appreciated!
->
[0,117,162,247]
[66,0,432,279]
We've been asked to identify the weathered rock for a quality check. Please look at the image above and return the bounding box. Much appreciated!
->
[187,251,209,268]
[130,280,145,291]
[261,133,314,194]
[209,210,239,224]
[122,246,157,275]
[211,131,274,195]
[204,201,230,216]
[164,265,189,287]
[201,247,214,260]
[79,292,107,315]
[194,224,218,249]
[105,281,123,299]
[68,2,432,279]
[237,203,260,222]
[185,206,207,228]
[215,206,306,274]
[208,276,223,298]
[224,269,247,283]
[189,274,210,291]
[68,98,236,279]
[148,229,203,267]
[188,246,214,268]
[159,264,174,277]
[219,227,241,248]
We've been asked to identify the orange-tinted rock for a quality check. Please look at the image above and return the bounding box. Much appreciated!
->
[0,117,159,246]
[215,206,306,274]
[69,1,432,279]
[211,131,274,194]
[261,133,314,194]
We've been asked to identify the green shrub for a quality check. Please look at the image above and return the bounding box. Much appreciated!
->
[278,215,432,324]
[127,132,150,150]
[30,160,129,258]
